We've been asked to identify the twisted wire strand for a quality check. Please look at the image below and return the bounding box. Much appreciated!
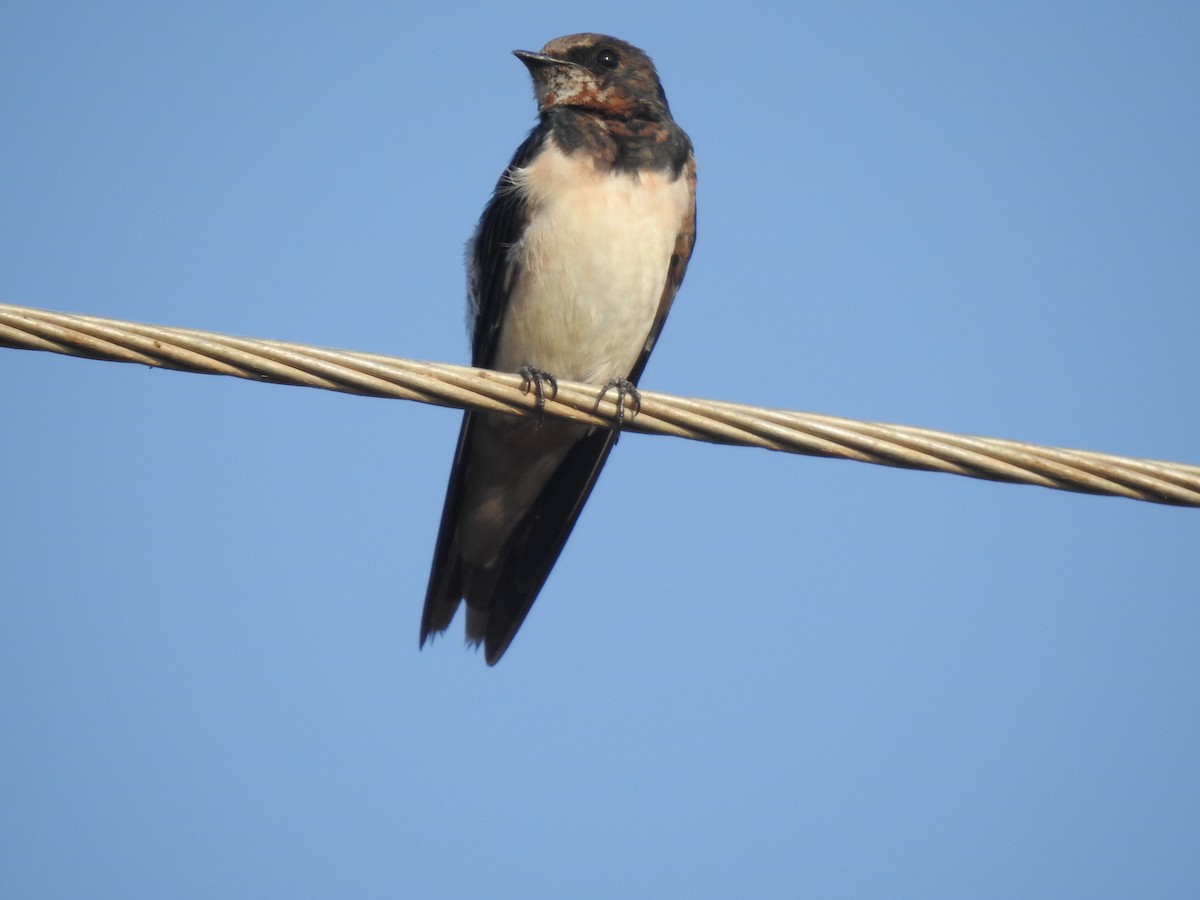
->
[2,301,1197,507]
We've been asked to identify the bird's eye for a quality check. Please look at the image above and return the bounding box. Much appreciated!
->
[597,48,620,69]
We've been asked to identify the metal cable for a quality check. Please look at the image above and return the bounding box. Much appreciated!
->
[3,302,1197,507]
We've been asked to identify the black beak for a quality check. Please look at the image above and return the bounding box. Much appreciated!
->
[513,50,569,71]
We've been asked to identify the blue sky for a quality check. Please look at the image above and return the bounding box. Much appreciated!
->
[2,2,1198,897]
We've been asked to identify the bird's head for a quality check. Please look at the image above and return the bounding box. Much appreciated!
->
[514,33,671,121]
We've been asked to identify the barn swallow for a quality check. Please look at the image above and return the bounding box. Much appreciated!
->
[420,33,697,664]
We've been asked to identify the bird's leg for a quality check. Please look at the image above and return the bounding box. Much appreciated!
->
[596,378,642,440]
[518,365,559,426]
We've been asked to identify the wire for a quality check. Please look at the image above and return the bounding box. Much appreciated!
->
[2,302,1197,507]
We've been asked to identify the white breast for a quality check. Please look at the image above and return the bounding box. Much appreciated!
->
[494,140,690,384]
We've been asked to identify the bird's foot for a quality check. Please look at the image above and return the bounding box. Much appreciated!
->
[518,365,559,426]
[597,378,642,440]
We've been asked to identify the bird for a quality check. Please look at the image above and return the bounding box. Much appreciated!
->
[420,33,697,665]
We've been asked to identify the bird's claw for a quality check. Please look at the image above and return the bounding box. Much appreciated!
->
[518,365,559,426]
[597,378,641,439]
